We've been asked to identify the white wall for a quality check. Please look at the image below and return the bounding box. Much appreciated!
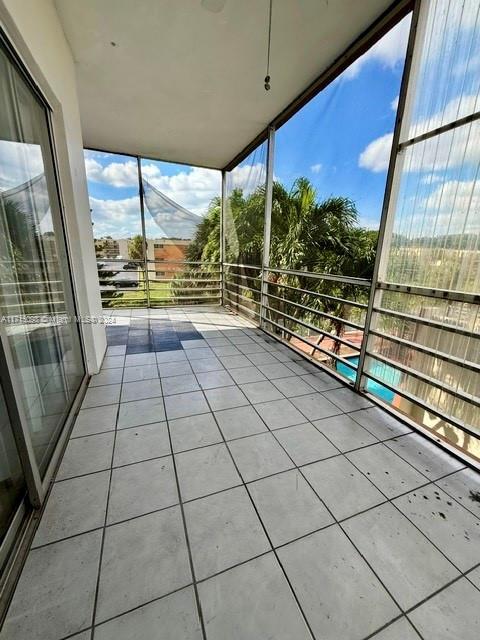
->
[0,0,106,373]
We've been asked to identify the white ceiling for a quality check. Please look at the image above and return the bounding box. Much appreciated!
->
[55,0,394,169]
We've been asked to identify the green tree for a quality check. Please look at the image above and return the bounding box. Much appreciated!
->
[128,234,145,260]
[183,177,377,356]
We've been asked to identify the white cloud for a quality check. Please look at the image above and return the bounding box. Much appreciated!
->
[148,166,221,215]
[391,95,399,111]
[359,93,480,174]
[420,175,443,185]
[343,15,410,80]
[421,180,480,234]
[453,51,480,77]
[85,158,139,187]
[408,93,480,139]
[0,140,44,190]
[310,163,322,174]
[227,163,266,194]
[85,151,222,216]
[89,196,141,238]
[358,133,393,172]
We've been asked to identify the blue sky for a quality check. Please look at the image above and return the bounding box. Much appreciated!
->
[274,57,405,228]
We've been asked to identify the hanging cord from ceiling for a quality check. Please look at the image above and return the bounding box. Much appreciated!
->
[265,0,273,90]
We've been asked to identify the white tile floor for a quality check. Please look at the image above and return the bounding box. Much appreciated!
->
[2,307,480,640]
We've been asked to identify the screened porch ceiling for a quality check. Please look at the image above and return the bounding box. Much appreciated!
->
[54,0,397,169]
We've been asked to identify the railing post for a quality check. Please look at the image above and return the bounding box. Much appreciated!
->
[354,0,421,392]
[260,125,275,330]
[220,170,226,307]
[137,156,151,308]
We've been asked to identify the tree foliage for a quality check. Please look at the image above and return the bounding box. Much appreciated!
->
[128,234,145,260]
[184,177,378,357]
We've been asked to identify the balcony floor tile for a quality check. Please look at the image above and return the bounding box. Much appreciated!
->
[184,486,269,580]
[6,308,479,640]
[248,469,334,546]
[113,421,170,466]
[107,457,178,524]
[277,525,400,639]
[214,404,268,440]
[342,503,459,610]
[198,553,312,640]
[96,507,191,623]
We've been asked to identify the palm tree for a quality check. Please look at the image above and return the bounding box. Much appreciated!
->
[184,176,377,358]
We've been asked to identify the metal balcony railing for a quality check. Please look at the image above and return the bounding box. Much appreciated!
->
[97,258,222,308]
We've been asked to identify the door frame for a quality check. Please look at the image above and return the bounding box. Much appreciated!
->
[0,26,90,611]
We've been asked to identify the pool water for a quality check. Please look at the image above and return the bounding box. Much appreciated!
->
[336,356,400,403]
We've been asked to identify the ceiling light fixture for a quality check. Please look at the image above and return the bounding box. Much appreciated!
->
[264,0,273,91]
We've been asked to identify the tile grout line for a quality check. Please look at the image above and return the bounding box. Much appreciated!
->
[156,367,209,640]
[193,323,480,632]
[88,354,127,640]
[189,370,318,640]
[43,311,478,640]
[243,401,411,633]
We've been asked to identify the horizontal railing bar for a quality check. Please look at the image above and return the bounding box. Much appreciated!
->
[148,294,221,301]
[369,328,480,374]
[265,291,365,331]
[223,263,262,270]
[223,293,260,317]
[267,279,368,309]
[147,269,221,273]
[0,259,61,264]
[265,266,371,287]
[225,272,261,285]
[398,110,480,151]
[1,291,65,297]
[266,305,361,351]
[97,259,220,265]
[362,369,480,439]
[100,287,146,292]
[1,281,63,286]
[262,317,358,372]
[365,350,480,409]
[147,270,222,274]
[223,287,261,307]
[377,282,480,305]
[145,278,221,284]
[100,296,147,301]
[225,281,262,298]
[1,300,66,307]
[146,302,222,309]
[261,327,358,390]
[147,260,221,265]
[154,287,221,293]
[373,306,480,339]
[97,259,143,263]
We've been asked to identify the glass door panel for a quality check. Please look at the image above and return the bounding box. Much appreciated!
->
[0,382,25,548]
[0,45,85,475]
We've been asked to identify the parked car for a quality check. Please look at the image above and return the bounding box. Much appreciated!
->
[123,261,139,270]
[114,280,138,288]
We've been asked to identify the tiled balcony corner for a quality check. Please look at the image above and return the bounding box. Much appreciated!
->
[3,308,480,640]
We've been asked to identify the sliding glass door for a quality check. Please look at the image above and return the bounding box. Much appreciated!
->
[0,37,85,552]
[0,382,26,554]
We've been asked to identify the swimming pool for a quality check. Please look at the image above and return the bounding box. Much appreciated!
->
[336,356,401,403]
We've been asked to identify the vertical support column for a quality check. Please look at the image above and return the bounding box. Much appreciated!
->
[354,0,421,391]
[260,126,275,330]
[220,170,226,307]
[137,156,151,308]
